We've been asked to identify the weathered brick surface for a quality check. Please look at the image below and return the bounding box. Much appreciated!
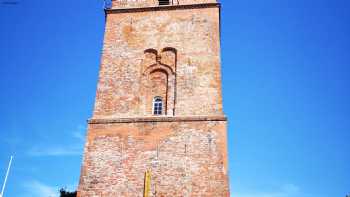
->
[93,5,223,118]
[79,120,229,196]
[78,1,230,196]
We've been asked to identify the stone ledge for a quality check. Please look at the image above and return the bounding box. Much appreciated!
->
[88,115,227,124]
[105,3,220,14]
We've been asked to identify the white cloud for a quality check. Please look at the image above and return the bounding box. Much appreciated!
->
[27,146,82,157]
[72,124,86,142]
[231,184,301,197]
[281,183,300,194]
[27,124,86,157]
[23,180,58,197]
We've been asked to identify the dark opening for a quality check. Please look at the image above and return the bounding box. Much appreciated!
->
[159,0,170,6]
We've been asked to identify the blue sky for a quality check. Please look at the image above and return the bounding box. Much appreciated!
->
[0,0,349,196]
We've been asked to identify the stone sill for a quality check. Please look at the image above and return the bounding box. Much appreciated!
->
[105,3,220,14]
[88,115,227,124]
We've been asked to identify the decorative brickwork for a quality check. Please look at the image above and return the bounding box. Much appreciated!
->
[141,48,176,116]
[78,1,229,196]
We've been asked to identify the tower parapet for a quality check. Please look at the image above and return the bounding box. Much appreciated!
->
[110,0,217,9]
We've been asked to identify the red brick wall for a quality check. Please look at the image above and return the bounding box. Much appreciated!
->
[78,118,229,196]
[93,6,223,118]
[78,3,230,197]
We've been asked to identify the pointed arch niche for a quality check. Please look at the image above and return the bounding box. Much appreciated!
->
[141,48,177,116]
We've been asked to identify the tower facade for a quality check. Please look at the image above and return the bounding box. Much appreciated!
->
[78,0,229,196]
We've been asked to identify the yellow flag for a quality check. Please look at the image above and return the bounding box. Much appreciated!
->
[144,170,151,197]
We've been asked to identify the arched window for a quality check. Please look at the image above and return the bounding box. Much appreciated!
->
[153,97,163,115]
[159,0,170,6]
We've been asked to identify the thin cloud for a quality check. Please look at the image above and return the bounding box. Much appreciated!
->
[232,184,301,197]
[27,146,82,157]
[231,192,290,197]
[72,124,86,142]
[27,124,86,157]
[23,180,58,197]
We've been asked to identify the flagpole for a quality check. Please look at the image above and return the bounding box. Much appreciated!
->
[1,156,13,197]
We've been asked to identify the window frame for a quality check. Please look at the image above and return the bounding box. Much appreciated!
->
[153,96,163,115]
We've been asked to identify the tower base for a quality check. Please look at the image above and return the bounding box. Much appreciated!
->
[78,116,229,197]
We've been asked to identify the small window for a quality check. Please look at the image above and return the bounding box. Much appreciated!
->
[159,0,170,6]
[153,97,163,115]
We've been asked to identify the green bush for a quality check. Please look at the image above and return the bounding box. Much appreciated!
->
[59,188,77,197]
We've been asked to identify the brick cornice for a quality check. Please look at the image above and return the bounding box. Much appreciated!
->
[88,115,227,124]
[105,3,220,14]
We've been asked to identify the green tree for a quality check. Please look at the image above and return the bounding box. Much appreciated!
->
[59,188,77,197]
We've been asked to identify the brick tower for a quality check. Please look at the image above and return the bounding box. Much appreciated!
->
[77,0,230,196]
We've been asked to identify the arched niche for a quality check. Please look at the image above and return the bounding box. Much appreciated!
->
[160,47,177,73]
[142,48,158,68]
[140,48,177,116]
